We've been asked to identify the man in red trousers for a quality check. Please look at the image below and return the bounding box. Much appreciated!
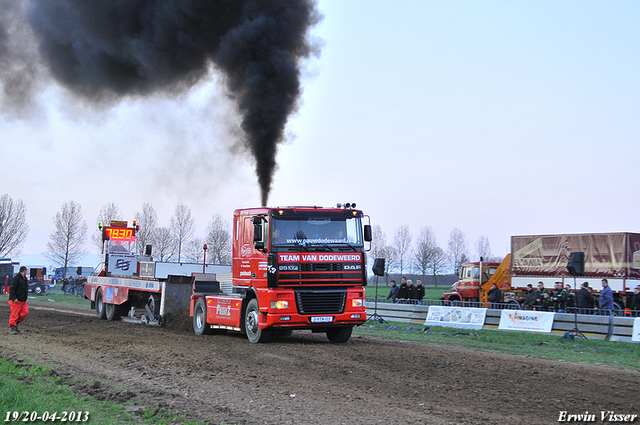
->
[9,266,29,335]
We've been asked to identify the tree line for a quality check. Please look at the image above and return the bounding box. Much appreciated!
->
[368,224,502,285]
[1,193,502,282]
[0,194,232,272]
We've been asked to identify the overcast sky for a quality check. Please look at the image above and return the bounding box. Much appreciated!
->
[2,1,639,268]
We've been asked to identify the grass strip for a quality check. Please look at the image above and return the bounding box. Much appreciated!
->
[0,357,202,424]
[354,321,640,370]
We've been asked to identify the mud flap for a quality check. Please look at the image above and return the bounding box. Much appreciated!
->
[159,275,195,327]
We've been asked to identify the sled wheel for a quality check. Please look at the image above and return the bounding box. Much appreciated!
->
[105,303,122,321]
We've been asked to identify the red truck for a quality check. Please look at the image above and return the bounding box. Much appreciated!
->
[191,205,371,343]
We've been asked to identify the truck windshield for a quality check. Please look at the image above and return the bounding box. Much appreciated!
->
[271,215,363,249]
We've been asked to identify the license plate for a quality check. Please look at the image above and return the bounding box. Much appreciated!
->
[311,316,334,323]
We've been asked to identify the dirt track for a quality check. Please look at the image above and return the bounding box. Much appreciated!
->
[1,302,638,425]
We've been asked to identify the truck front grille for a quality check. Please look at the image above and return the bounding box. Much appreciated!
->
[295,289,347,315]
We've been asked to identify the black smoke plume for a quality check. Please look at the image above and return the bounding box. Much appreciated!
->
[1,0,321,206]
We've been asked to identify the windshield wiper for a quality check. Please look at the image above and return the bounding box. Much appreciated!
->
[334,242,358,251]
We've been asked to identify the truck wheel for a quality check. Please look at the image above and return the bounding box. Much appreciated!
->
[326,326,353,343]
[95,289,106,320]
[193,298,212,335]
[147,294,161,317]
[506,299,521,310]
[105,303,122,321]
[33,284,44,295]
[244,298,271,343]
[613,302,624,316]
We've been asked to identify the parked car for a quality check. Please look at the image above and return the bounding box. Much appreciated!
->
[28,280,46,295]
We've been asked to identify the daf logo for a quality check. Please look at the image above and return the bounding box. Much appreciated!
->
[344,264,361,270]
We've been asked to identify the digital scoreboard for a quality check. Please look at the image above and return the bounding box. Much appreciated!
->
[103,227,136,241]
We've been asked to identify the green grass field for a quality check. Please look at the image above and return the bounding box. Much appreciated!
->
[354,321,640,370]
[0,358,207,425]
[1,286,92,309]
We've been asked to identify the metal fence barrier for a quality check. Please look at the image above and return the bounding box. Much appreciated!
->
[364,298,638,342]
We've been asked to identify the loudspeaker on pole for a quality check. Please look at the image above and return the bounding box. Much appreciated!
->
[567,251,585,276]
[372,258,385,276]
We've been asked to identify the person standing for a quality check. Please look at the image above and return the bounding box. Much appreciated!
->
[576,282,595,314]
[405,279,415,303]
[3,274,10,296]
[630,285,640,317]
[386,280,399,302]
[487,283,502,309]
[595,278,614,316]
[564,284,575,312]
[8,266,29,335]
[551,282,567,313]
[412,279,425,305]
[522,284,539,310]
[396,277,409,303]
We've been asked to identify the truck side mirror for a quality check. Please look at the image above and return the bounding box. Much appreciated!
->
[364,225,372,242]
[253,223,263,242]
[253,222,266,251]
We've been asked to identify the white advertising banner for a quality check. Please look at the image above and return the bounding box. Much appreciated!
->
[632,318,640,343]
[498,310,555,333]
[424,306,487,330]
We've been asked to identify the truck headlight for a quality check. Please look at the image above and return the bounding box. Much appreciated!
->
[270,300,289,309]
[351,299,364,307]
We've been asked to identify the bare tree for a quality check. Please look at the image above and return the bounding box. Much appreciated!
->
[393,225,412,275]
[369,225,386,262]
[414,226,448,285]
[185,237,205,263]
[205,214,231,265]
[368,225,396,281]
[427,246,448,286]
[170,205,195,262]
[475,236,492,261]
[134,203,158,255]
[45,201,88,277]
[154,227,174,261]
[92,202,123,252]
[447,228,470,275]
[0,194,29,257]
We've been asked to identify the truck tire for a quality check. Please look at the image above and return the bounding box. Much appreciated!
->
[193,298,212,335]
[105,303,122,321]
[147,294,161,317]
[33,284,44,295]
[95,289,106,320]
[326,326,353,343]
[613,302,624,317]
[244,298,271,343]
[506,299,521,310]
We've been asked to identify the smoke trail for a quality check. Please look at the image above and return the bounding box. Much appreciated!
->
[2,0,321,205]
